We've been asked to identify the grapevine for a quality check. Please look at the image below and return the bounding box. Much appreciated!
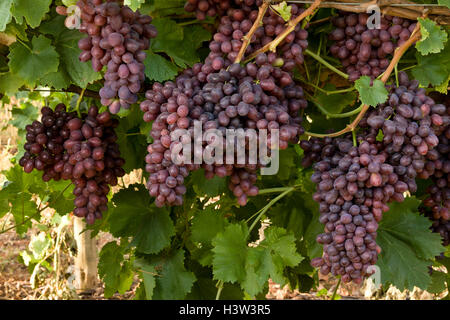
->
[0,0,449,301]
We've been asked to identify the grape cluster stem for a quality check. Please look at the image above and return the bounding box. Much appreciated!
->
[245,0,323,62]
[234,1,270,64]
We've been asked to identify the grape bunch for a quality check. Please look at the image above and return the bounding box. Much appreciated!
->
[360,73,446,192]
[68,0,157,113]
[64,106,126,224]
[141,55,307,207]
[418,96,449,246]
[20,105,125,225]
[302,73,447,283]
[329,13,417,82]
[19,104,77,181]
[305,136,397,284]
[203,2,308,76]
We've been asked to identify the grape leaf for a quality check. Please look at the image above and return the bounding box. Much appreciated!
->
[29,232,52,260]
[146,0,187,17]
[212,223,248,283]
[53,22,102,88]
[187,278,244,300]
[271,2,292,22]
[151,20,210,68]
[11,0,52,28]
[438,0,450,9]
[134,258,156,300]
[124,0,145,11]
[8,35,59,85]
[0,0,13,32]
[243,227,303,296]
[144,52,179,82]
[377,197,445,291]
[98,240,133,298]
[9,101,39,137]
[148,249,196,300]
[0,71,25,95]
[416,18,448,55]
[427,271,448,294]
[191,206,229,244]
[108,185,175,254]
[39,68,71,90]
[115,105,148,173]
[412,41,450,87]
[189,169,227,198]
[10,192,36,235]
[354,76,388,107]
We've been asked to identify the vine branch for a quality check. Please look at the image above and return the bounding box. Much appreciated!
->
[245,0,322,62]
[306,24,421,138]
[235,1,270,64]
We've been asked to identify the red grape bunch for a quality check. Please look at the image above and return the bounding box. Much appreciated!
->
[63,0,158,113]
[64,106,126,224]
[20,105,126,225]
[329,13,417,82]
[20,104,77,181]
[202,2,308,78]
[302,73,447,283]
[141,54,308,207]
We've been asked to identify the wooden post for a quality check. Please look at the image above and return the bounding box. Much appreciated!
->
[73,217,98,294]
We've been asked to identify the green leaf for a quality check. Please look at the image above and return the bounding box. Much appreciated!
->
[189,169,227,198]
[54,24,102,88]
[108,185,175,254]
[98,240,132,298]
[212,223,248,283]
[8,35,59,85]
[149,249,196,300]
[354,76,388,107]
[134,259,156,300]
[9,102,39,136]
[144,52,179,82]
[187,278,244,300]
[151,20,211,68]
[191,207,229,244]
[29,232,52,260]
[115,105,148,173]
[427,271,448,294]
[124,0,145,11]
[377,197,445,291]
[10,192,36,235]
[314,85,357,116]
[0,72,26,95]
[271,2,292,22]
[12,0,52,28]
[416,18,448,55]
[412,41,450,87]
[0,0,14,31]
[243,227,303,296]
[439,0,450,9]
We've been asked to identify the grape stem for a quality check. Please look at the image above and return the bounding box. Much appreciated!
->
[75,87,86,117]
[305,24,422,138]
[244,0,323,62]
[304,49,349,80]
[306,91,364,118]
[215,280,224,300]
[330,276,341,300]
[234,1,270,64]
[247,187,295,237]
